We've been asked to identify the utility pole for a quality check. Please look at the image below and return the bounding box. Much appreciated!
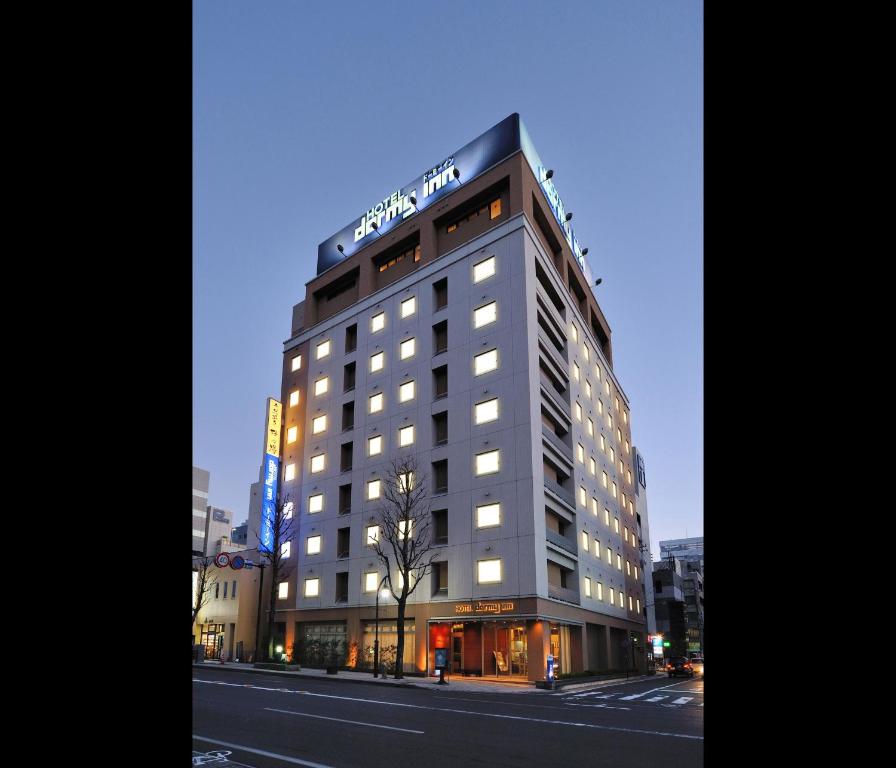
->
[253,561,266,663]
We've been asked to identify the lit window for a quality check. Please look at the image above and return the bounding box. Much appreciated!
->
[370,351,385,372]
[587,418,594,437]
[583,345,590,362]
[575,402,582,421]
[604,509,610,526]
[609,587,615,606]
[289,390,300,407]
[366,526,379,545]
[627,470,632,485]
[615,396,620,412]
[473,301,497,329]
[283,501,294,519]
[291,354,302,372]
[597,399,604,415]
[399,425,415,447]
[584,577,592,598]
[304,578,319,598]
[477,559,502,584]
[308,494,323,513]
[593,538,600,557]
[279,582,289,599]
[596,582,603,601]
[577,443,585,463]
[635,565,639,580]
[281,541,291,559]
[624,527,628,543]
[622,493,627,509]
[606,547,612,565]
[625,440,630,454]
[617,428,622,443]
[626,560,631,576]
[611,447,616,464]
[473,256,495,283]
[616,554,622,571]
[400,338,415,360]
[395,570,405,590]
[369,392,384,413]
[605,380,610,396]
[612,482,618,499]
[623,410,628,425]
[365,572,379,592]
[306,535,321,555]
[312,415,327,434]
[401,296,416,318]
[628,500,634,515]
[316,340,330,360]
[398,471,415,492]
[475,449,500,475]
[618,591,624,608]
[636,598,640,614]
[607,413,613,429]
[589,457,596,476]
[571,324,578,343]
[614,517,620,534]
[285,463,296,481]
[590,497,598,516]
[474,349,498,376]
[398,520,413,539]
[618,461,623,477]
[368,435,383,456]
[310,454,325,473]
[314,377,329,397]
[594,364,601,381]
[578,486,587,506]
[476,502,500,528]
[287,426,298,443]
[602,472,608,489]
[490,199,501,219]
[573,363,580,382]
[367,479,381,500]
[581,531,589,551]
[600,434,606,452]
[371,312,386,333]
[399,380,415,402]
[474,397,499,424]
[585,381,592,399]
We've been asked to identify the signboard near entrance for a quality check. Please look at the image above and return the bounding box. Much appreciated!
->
[454,601,514,615]
[434,648,448,670]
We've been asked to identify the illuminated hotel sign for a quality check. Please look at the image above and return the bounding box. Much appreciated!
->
[535,164,586,274]
[454,601,515,615]
[260,397,282,554]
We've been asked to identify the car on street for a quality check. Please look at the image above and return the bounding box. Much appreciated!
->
[689,657,704,677]
[665,657,695,677]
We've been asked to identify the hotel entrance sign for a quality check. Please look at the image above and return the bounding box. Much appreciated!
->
[454,601,515,615]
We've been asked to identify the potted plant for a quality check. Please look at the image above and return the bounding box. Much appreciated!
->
[326,639,345,674]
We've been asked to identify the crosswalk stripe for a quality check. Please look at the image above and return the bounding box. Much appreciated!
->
[645,696,668,702]
[672,697,693,705]
[620,693,646,700]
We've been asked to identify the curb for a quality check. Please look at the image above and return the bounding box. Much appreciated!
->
[192,663,420,689]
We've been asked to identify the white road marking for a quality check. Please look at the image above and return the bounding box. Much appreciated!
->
[565,703,632,711]
[265,708,424,734]
[620,693,647,700]
[672,697,694,704]
[192,736,334,768]
[645,696,668,702]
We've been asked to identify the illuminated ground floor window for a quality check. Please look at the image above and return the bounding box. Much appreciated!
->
[361,620,416,674]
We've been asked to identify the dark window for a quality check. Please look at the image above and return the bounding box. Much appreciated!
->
[339,483,352,515]
[335,572,349,603]
[433,278,448,310]
[433,365,448,399]
[345,324,357,354]
[433,460,448,494]
[214,582,220,599]
[433,320,448,354]
[340,442,353,472]
[433,509,448,544]
[223,582,228,599]
[337,527,350,559]
[432,561,448,596]
[342,400,355,431]
[433,411,448,445]
[343,361,356,392]
[232,580,237,599]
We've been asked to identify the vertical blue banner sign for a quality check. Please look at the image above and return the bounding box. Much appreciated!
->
[260,398,282,554]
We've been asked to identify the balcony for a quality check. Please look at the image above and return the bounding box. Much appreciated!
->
[538,331,567,376]
[541,425,571,457]
[543,477,575,511]
[548,584,581,605]
[545,528,577,556]
[540,383,571,421]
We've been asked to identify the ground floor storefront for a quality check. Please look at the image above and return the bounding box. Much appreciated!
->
[276,596,646,681]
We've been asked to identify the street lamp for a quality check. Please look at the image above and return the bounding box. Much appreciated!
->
[373,575,389,677]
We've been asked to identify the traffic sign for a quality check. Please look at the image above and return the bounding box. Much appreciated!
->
[230,555,245,570]
[214,553,231,568]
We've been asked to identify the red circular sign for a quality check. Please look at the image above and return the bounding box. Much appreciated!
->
[214,553,231,568]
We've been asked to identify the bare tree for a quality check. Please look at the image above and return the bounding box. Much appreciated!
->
[371,457,438,678]
[192,554,219,630]
[255,494,298,661]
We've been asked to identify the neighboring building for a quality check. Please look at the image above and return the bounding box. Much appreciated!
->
[659,537,704,576]
[204,506,234,556]
[193,466,210,556]
[271,114,647,681]
[231,520,248,546]
[632,446,655,636]
[660,536,703,654]
[652,557,687,658]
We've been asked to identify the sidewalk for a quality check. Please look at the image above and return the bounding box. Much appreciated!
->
[192,661,649,694]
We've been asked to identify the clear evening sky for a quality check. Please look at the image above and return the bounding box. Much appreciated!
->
[193,0,703,561]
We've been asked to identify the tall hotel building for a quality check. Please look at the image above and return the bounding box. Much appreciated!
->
[273,114,647,680]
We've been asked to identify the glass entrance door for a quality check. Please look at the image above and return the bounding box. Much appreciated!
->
[452,630,464,673]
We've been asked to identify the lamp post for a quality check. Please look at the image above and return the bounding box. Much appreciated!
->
[253,561,266,663]
[373,575,388,677]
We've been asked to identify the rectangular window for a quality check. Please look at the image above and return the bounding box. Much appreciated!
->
[614,517,620,533]
[285,463,296,482]
[433,412,448,445]
[583,345,590,362]
[597,399,603,415]
[594,364,601,381]
[399,424,415,447]
[308,493,323,514]
[281,541,291,559]
[605,380,610,395]
[473,256,495,283]
[637,598,641,614]
[223,582,228,599]
[571,324,578,342]
[279,582,289,599]
[609,587,615,606]
[623,410,628,424]
[433,459,448,492]
[617,427,622,444]
[367,479,381,500]
[475,449,500,476]
[365,572,379,592]
[310,454,325,473]
[311,415,326,435]
[612,482,618,499]
[606,547,612,565]
[596,582,603,601]
[604,508,610,526]
[343,361,356,392]
[627,470,632,485]
[590,496,598,516]
[366,526,379,545]
[610,447,616,464]
[618,591,624,608]
[434,277,448,310]
[340,441,353,472]
[474,349,498,376]
[578,486,587,506]
[304,578,319,598]
[339,483,351,515]
[370,351,385,372]
[314,377,329,397]
[369,392,384,413]
[433,320,448,355]
[341,401,354,431]
[400,337,416,360]
[335,572,349,603]
[615,396,620,412]
[231,580,237,599]
[476,502,500,528]
[306,535,321,555]
[433,561,448,595]
[473,301,497,329]
[291,354,302,372]
[587,418,594,437]
[371,312,385,333]
[593,538,600,558]
[626,560,631,576]
[345,323,357,354]
[368,435,383,456]
[474,397,499,424]
[625,440,630,454]
[433,509,448,544]
[478,559,502,584]
[433,365,448,398]
[490,198,501,219]
[398,520,413,540]
[600,434,606,452]
[589,457,596,476]
[316,340,330,360]
[575,402,582,421]
[573,362,580,382]
[287,426,298,443]
[581,531,589,551]
[584,577,592,598]
[215,583,219,599]
[585,381,592,399]
[398,471,415,492]
[616,554,622,570]
[289,390,300,407]
[602,472,608,489]
[577,443,585,463]
[399,380,415,402]
[635,565,639,580]
[401,295,417,318]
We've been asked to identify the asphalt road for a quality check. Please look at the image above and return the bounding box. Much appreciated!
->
[193,669,703,768]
